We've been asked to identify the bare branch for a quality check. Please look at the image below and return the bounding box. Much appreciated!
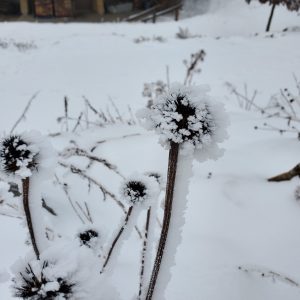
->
[268,163,300,182]
[10,91,40,134]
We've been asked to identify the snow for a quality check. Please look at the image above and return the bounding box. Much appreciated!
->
[0,0,300,299]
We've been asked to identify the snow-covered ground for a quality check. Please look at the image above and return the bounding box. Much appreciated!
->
[0,0,300,299]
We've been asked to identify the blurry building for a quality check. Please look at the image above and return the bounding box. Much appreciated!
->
[0,0,174,17]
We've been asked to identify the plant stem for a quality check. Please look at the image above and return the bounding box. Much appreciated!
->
[266,3,276,32]
[138,207,151,299]
[101,206,133,274]
[22,178,40,260]
[145,142,179,300]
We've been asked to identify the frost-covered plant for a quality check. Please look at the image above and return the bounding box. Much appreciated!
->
[246,0,300,31]
[12,260,74,299]
[138,83,229,300]
[101,174,158,273]
[77,227,100,249]
[0,132,56,259]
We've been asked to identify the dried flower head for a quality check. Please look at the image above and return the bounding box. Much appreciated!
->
[12,260,74,300]
[120,174,158,206]
[0,135,38,178]
[0,131,56,180]
[78,228,99,248]
[138,83,229,161]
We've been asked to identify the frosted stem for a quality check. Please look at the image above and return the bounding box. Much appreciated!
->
[22,178,40,259]
[101,206,133,274]
[145,142,179,300]
[138,207,151,299]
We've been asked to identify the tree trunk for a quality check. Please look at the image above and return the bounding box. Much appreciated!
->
[266,3,276,32]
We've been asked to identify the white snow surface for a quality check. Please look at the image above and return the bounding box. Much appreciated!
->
[0,0,300,299]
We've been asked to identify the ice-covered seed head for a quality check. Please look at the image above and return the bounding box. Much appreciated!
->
[13,261,74,300]
[122,180,147,205]
[78,229,99,248]
[153,90,215,147]
[0,135,38,177]
[138,83,229,160]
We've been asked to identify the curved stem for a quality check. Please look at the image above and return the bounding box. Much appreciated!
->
[138,207,151,299]
[101,206,133,274]
[22,178,40,259]
[145,142,179,300]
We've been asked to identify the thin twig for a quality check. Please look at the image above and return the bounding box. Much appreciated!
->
[101,206,133,274]
[238,266,300,288]
[138,207,151,299]
[64,96,69,132]
[10,91,39,134]
[58,162,125,211]
[60,147,125,178]
[268,163,300,182]
[54,175,86,224]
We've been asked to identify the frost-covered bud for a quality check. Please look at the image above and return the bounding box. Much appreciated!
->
[0,131,56,179]
[138,83,229,161]
[77,227,99,249]
[12,260,74,300]
[120,174,158,206]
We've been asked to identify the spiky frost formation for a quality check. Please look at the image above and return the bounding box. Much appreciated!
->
[138,83,229,161]
[12,260,74,300]
[0,131,56,179]
[120,174,158,206]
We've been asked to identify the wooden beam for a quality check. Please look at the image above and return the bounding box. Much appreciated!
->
[20,0,29,15]
[93,0,104,16]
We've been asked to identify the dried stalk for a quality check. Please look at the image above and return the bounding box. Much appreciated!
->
[60,147,125,178]
[10,91,39,134]
[64,96,69,132]
[146,142,179,300]
[138,207,151,299]
[22,178,40,259]
[55,175,86,224]
[268,163,300,182]
[239,266,299,287]
[101,206,133,273]
[58,162,142,239]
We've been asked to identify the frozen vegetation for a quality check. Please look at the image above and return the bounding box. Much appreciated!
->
[0,0,300,299]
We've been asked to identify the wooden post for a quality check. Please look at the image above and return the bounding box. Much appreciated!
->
[20,0,29,15]
[175,7,179,21]
[93,0,105,16]
[152,12,156,23]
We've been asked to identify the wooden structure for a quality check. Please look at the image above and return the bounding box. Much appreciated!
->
[0,0,180,20]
